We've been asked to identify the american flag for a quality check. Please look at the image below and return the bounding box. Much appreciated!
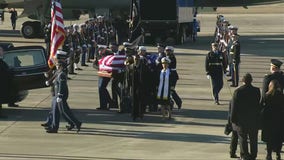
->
[99,54,126,73]
[48,0,65,68]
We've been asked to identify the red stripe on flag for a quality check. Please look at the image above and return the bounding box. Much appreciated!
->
[48,0,65,69]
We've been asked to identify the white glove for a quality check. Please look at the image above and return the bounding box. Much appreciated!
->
[44,72,49,78]
[70,48,74,51]
[56,97,62,103]
[45,81,50,86]
[206,75,210,80]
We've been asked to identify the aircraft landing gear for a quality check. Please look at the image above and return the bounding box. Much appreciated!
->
[21,21,43,38]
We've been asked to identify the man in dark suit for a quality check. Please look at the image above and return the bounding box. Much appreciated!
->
[231,73,261,160]
[262,59,284,96]
[0,46,13,117]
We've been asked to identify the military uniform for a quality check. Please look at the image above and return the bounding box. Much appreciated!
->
[205,43,226,104]
[165,46,182,109]
[229,34,241,87]
[262,59,284,96]
[46,61,82,133]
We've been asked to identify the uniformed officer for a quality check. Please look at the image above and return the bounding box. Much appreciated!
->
[157,57,174,119]
[165,46,182,110]
[45,57,82,133]
[205,42,226,105]
[229,34,241,87]
[41,51,68,128]
[262,59,284,97]
[110,42,123,109]
[155,43,166,71]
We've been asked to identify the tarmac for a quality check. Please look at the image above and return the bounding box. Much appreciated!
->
[0,3,284,160]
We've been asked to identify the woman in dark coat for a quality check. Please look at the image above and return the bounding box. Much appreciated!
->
[261,79,284,160]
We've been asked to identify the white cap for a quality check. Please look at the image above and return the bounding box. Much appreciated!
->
[56,50,68,59]
[161,57,171,64]
[138,46,146,51]
[123,42,131,46]
[165,46,174,51]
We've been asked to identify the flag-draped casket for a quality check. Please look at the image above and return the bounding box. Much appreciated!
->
[98,54,126,77]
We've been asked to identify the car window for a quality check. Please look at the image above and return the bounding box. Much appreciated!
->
[3,49,46,68]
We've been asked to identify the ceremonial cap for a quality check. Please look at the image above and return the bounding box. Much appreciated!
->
[56,50,68,60]
[161,57,170,64]
[138,46,146,51]
[165,46,174,51]
[211,42,218,47]
[228,25,238,30]
[271,59,283,68]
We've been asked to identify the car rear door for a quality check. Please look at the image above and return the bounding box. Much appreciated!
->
[3,46,49,91]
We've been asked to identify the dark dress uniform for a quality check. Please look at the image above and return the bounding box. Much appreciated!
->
[262,59,284,95]
[47,62,81,133]
[261,90,284,159]
[167,54,182,109]
[231,77,261,160]
[205,49,226,104]
[132,55,151,120]
[230,38,241,87]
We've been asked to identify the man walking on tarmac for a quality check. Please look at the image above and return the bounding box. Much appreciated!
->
[205,42,227,105]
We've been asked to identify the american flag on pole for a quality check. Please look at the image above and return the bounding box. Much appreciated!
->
[48,0,65,68]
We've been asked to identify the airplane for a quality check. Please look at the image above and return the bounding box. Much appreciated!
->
[194,0,284,10]
[0,0,131,38]
[0,0,282,39]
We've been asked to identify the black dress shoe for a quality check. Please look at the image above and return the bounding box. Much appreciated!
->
[215,101,220,105]
[46,129,58,133]
[69,72,77,75]
[230,84,238,87]
[41,123,50,127]
[266,155,272,160]
[75,68,82,70]
[81,64,88,66]
[76,122,82,133]
[230,154,239,158]
[66,124,75,131]
[227,79,232,82]
[45,126,58,133]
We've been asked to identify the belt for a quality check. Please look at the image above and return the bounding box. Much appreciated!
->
[209,63,222,66]
[171,68,176,71]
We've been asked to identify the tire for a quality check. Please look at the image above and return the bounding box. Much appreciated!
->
[21,21,43,38]
[21,21,35,38]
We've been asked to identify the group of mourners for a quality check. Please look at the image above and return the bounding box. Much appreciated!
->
[95,42,183,120]
[207,15,284,160]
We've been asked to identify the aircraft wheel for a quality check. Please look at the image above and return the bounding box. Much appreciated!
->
[21,21,35,38]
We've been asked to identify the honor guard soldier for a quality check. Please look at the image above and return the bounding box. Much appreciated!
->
[229,34,241,87]
[165,46,182,110]
[46,61,82,133]
[205,42,227,105]
[157,57,174,119]
[155,43,166,70]
[262,59,284,97]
